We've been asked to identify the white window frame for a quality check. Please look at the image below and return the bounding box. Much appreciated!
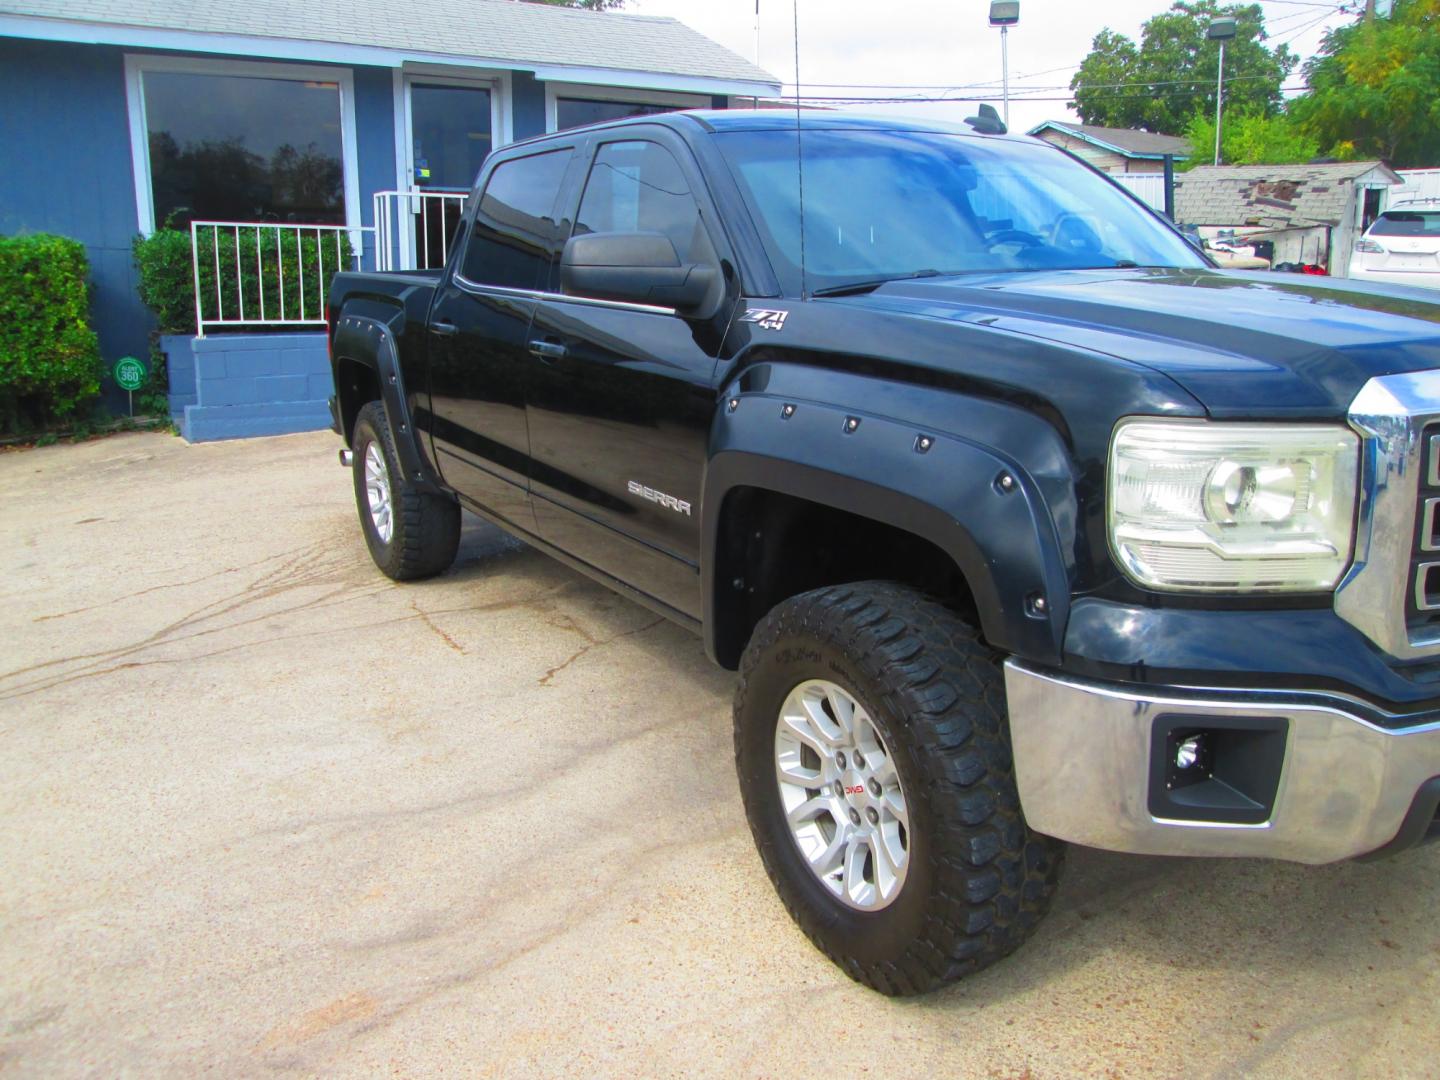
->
[544,82,711,134]
[124,54,362,235]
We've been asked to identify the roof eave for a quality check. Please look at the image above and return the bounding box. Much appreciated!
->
[1028,121,1189,160]
[0,12,783,97]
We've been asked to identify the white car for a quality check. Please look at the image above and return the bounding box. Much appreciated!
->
[1349,202,1440,289]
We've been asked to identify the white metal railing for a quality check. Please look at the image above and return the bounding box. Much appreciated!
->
[190,221,371,337]
[188,192,477,335]
[372,190,469,272]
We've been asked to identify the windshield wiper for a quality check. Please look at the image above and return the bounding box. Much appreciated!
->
[811,269,945,298]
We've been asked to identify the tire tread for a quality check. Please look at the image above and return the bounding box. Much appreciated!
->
[734,581,1065,996]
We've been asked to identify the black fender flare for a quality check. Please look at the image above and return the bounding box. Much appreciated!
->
[701,374,1076,668]
[332,310,444,494]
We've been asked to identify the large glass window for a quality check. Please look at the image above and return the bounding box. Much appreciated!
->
[142,69,345,226]
[410,83,492,191]
[555,98,678,132]
[462,149,574,290]
[574,141,707,264]
[715,128,1205,295]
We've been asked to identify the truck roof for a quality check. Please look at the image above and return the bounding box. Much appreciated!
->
[505,107,1024,150]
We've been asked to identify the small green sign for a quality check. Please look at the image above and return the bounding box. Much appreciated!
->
[114,356,146,391]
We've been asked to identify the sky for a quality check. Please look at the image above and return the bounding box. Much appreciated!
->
[625,0,1356,134]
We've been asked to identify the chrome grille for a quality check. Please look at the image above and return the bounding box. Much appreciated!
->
[1335,371,1440,660]
[1410,427,1440,622]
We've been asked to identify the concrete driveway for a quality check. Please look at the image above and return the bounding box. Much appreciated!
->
[1,430,1437,1078]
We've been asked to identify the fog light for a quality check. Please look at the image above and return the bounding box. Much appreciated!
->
[1175,735,1204,770]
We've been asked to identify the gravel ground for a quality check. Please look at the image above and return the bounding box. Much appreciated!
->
[0,429,1437,1078]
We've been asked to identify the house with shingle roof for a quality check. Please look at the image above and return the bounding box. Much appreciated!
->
[1173,161,1401,275]
[0,0,780,398]
[1027,120,1191,173]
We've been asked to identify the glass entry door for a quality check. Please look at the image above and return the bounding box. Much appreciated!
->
[405,79,492,268]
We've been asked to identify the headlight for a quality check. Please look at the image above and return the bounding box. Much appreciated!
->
[1108,419,1359,592]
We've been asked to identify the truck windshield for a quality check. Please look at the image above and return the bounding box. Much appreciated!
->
[713,127,1204,296]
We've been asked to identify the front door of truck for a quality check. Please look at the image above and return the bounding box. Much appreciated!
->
[426,146,574,529]
[526,134,727,619]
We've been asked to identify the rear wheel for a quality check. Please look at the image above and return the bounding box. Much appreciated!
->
[733,582,1064,996]
[351,401,459,580]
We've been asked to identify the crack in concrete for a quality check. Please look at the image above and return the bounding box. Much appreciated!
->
[410,599,466,655]
[539,614,664,687]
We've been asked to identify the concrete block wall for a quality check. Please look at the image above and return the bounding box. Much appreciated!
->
[172,333,333,442]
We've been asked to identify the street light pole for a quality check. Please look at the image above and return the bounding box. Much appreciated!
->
[1207,17,1238,167]
[1001,24,1010,128]
[1214,38,1225,166]
[989,2,1019,128]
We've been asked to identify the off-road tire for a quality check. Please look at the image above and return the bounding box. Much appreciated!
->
[351,401,460,581]
[734,581,1065,996]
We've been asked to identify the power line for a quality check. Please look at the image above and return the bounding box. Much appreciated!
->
[778,64,1079,91]
[1269,6,1350,45]
[791,85,1313,104]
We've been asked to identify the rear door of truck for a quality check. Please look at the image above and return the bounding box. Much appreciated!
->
[425,144,577,529]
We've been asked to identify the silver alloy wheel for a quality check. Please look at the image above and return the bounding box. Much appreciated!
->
[774,679,910,911]
[364,442,394,544]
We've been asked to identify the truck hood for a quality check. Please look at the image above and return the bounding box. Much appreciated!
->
[832,267,1440,416]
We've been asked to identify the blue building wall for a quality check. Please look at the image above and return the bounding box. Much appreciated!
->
[0,38,147,408]
[351,64,397,265]
[513,71,547,141]
[0,40,399,416]
[2,34,741,436]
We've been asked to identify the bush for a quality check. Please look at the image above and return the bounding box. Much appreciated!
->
[0,233,103,432]
[134,225,355,335]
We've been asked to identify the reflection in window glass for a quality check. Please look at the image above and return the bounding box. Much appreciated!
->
[575,141,705,263]
[410,84,492,190]
[143,69,345,226]
[463,149,573,290]
[555,98,677,132]
[715,128,1204,295]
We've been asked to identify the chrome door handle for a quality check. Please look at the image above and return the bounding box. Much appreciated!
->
[528,340,567,360]
[431,320,458,337]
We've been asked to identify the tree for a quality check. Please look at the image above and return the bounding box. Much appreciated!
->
[1179,111,1319,169]
[1290,0,1440,167]
[1071,2,1297,134]
[523,0,626,9]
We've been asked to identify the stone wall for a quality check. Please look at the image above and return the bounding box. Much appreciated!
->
[164,333,333,443]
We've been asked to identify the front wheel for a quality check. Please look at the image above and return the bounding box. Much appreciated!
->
[733,582,1064,996]
[351,401,460,581]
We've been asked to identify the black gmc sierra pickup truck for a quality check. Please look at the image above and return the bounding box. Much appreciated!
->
[328,109,1440,996]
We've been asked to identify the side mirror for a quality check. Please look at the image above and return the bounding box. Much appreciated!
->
[560,231,719,315]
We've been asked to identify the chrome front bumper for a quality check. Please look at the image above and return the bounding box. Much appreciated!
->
[1004,660,1440,864]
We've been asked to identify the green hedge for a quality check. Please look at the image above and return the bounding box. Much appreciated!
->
[134,226,355,335]
[0,233,103,432]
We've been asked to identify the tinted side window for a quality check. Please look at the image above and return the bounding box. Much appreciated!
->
[462,148,572,288]
[574,141,709,264]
